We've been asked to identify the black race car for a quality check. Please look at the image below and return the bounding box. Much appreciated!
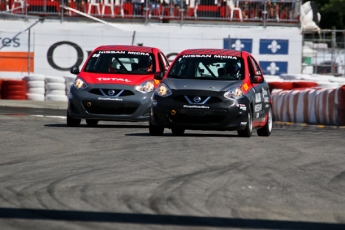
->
[149,48,272,137]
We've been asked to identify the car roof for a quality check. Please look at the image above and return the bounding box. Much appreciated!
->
[93,45,157,53]
[178,49,244,58]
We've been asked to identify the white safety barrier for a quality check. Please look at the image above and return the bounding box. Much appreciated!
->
[23,74,46,101]
[272,85,345,126]
[45,75,68,102]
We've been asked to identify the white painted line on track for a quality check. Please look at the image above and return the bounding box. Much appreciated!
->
[30,115,66,119]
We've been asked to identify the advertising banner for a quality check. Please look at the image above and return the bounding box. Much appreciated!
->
[0,19,302,79]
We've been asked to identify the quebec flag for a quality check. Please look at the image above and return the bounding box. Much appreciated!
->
[259,39,289,55]
[259,61,288,75]
[223,38,253,53]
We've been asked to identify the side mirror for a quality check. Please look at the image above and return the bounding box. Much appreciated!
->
[252,75,264,83]
[154,71,164,80]
[70,66,80,75]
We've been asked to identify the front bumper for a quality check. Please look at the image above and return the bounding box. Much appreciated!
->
[68,84,152,121]
[151,94,250,131]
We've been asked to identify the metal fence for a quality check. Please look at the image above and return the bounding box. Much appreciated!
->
[302,30,345,77]
[1,0,300,24]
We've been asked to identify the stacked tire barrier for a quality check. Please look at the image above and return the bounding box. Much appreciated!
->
[45,76,68,102]
[272,85,345,126]
[1,79,27,100]
[24,74,46,101]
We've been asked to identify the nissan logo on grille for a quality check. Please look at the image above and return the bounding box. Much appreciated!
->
[193,96,201,103]
[108,90,116,96]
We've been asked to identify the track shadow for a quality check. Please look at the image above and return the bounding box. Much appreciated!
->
[0,208,344,229]
[44,124,149,129]
[126,132,241,137]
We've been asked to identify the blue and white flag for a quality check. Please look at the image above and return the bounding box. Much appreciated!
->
[259,39,289,55]
[259,61,288,75]
[223,38,253,53]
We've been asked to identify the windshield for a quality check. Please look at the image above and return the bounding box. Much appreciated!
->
[84,50,155,74]
[168,55,244,80]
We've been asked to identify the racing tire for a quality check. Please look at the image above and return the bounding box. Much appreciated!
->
[171,127,185,136]
[237,107,252,138]
[86,119,99,127]
[67,111,81,127]
[257,106,272,137]
[149,120,164,136]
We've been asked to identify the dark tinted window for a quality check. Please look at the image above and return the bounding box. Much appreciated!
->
[84,50,156,74]
[168,55,244,80]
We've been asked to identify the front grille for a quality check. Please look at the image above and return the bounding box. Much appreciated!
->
[168,109,227,124]
[82,100,139,115]
[169,114,226,124]
[173,95,222,104]
[89,89,135,97]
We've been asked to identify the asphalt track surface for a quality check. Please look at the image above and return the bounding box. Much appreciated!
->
[0,101,345,230]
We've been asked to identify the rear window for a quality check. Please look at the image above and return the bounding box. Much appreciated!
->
[84,50,156,74]
[167,54,244,80]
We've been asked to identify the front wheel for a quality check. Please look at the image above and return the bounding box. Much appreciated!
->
[257,106,272,137]
[66,110,81,127]
[86,119,99,127]
[237,107,252,137]
[149,119,164,136]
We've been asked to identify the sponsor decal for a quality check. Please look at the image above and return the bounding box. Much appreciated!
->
[96,78,131,83]
[264,97,270,103]
[214,55,237,59]
[183,105,209,109]
[243,83,249,91]
[128,51,150,56]
[255,104,262,112]
[97,50,149,56]
[255,93,261,103]
[98,97,123,101]
[262,88,268,96]
[236,104,247,111]
[182,55,212,58]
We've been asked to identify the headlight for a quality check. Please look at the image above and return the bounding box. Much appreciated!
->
[224,86,243,99]
[73,77,88,89]
[154,83,172,97]
[135,80,154,93]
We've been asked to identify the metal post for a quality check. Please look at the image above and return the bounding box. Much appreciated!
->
[132,31,136,45]
[228,35,231,50]
[263,1,267,28]
[180,0,184,27]
[331,31,335,76]
[343,31,345,77]
[28,28,31,75]
[61,3,65,23]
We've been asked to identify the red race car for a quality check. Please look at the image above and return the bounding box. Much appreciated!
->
[67,45,169,127]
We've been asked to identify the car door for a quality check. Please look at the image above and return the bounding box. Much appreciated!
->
[248,55,270,126]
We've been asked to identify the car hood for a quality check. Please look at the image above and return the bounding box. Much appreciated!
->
[78,72,154,85]
[162,78,243,92]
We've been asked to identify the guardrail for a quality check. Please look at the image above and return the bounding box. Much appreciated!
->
[0,0,300,25]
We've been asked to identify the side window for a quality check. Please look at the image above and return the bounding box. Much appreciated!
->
[249,56,262,76]
[247,57,255,80]
[159,52,169,71]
